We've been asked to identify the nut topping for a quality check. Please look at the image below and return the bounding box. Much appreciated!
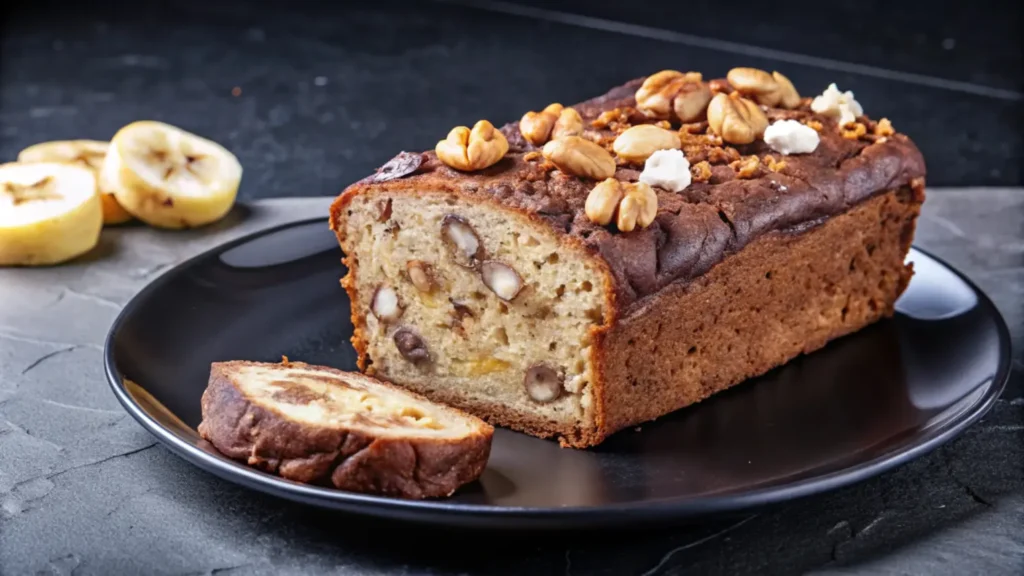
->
[617,181,658,232]
[771,71,801,109]
[706,93,769,145]
[435,120,509,171]
[541,136,616,180]
[524,364,563,403]
[441,214,483,269]
[375,198,392,223]
[874,118,895,136]
[406,260,436,293]
[612,124,682,164]
[726,67,780,106]
[371,285,402,322]
[480,261,523,301]
[584,179,623,226]
[673,82,713,123]
[393,328,430,364]
[585,179,658,231]
[708,78,734,94]
[551,107,584,139]
[726,68,802,110]
[519,103,563,146]
[691,160,713,182]
[635,70,709,122]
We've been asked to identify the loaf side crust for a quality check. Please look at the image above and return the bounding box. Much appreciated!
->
[197,360,494,498]
[591,185,923,444]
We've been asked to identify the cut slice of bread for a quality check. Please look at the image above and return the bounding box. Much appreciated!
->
[197,358,493,499]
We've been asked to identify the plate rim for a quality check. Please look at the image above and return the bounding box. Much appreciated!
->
[103,216,1013,529]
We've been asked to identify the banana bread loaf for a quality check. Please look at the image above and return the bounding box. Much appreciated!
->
[329,68,926,449]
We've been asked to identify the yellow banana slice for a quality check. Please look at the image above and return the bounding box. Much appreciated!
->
[0,162,102,266]
[102,121,242,229]
[17,139,133,225]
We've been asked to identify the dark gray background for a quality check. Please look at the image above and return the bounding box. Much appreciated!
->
[0,1,1021,574]
[1,0,1021,197]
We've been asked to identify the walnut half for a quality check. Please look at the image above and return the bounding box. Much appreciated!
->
[436,120,509,171]
[726,67,801,109]
[707,93,768,145]
[584,178,658,232]
[635,70,712,123]
[519,103,563,146]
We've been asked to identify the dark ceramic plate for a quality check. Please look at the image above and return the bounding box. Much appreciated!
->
[104,217,1011,530]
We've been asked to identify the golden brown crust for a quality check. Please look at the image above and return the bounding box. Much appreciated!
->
[588,186,922,446]
[197,360,493,498]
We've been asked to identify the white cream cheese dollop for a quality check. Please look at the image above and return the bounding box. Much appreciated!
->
[639,149,690,192]
[763,120,820,155]
[810,83,864,126]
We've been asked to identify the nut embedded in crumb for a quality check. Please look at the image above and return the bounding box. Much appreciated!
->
[371,285,402,322]
[524,364,563,403]
[690,160,712,182]
[804,119,824,132]
[449,300,476,338]
[480,261,523,301]
[375,198,392,222]
[393,328,430,364]
[523,151,542,162]
[406,260,436,293]
[441,214,484,269]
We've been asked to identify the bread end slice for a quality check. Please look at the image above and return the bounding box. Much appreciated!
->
[197,359,493,499]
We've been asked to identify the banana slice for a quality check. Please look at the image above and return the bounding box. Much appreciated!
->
[18,139,134,225]
[0,162,102,266]
[102,121,242,229]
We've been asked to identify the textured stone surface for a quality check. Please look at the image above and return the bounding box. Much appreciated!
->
[0,190,1021,576]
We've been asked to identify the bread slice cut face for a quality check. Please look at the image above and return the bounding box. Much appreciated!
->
[198,359,493,499]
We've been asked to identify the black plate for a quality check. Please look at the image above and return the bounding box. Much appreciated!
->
[104,217,1011,529]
